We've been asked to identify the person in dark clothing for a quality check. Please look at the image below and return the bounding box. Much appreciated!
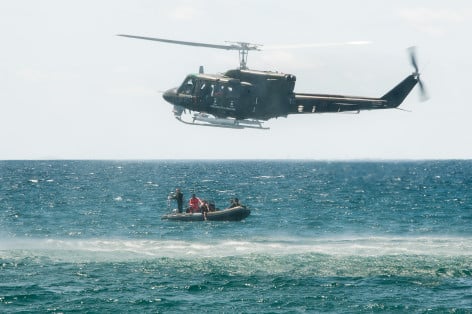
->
[201,200,210,220]
[170,188,184,213]
[230,198,241,208]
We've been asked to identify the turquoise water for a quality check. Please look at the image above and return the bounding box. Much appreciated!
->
[1,160,472,312]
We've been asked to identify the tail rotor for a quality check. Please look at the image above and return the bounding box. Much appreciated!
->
[408,46,429,101]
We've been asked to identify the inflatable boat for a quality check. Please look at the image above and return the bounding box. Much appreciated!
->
[161,206,250,222]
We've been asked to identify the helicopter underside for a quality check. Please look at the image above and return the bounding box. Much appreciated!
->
[173,106,268,130]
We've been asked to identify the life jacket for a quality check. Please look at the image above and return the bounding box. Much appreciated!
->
[189,197,201,212]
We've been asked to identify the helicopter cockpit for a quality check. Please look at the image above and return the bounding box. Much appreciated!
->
[177,75,196,95]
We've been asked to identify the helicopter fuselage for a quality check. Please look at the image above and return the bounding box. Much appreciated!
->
[119,34,425,128]
[163,68,419,123]
[163,69,297,121]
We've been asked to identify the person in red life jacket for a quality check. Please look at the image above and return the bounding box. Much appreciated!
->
[188,194,203,213]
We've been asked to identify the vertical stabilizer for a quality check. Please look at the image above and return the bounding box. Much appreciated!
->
[381,74,418,107]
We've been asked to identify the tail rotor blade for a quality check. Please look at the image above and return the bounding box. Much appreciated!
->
[408,46,419,74]
[418,79,429,101]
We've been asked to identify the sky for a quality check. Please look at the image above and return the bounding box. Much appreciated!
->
[1,0,471,160]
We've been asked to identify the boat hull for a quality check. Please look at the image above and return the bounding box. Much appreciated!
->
[161,206,250,222]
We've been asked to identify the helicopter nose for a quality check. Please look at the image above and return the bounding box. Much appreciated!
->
[163,87,178,103]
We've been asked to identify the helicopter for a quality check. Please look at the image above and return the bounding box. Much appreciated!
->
[118,34,427,129]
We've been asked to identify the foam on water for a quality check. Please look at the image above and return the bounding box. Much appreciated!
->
[2,237,471,284]
[2,236,472,262]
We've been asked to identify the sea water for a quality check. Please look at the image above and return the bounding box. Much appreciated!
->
[1,160,471,313]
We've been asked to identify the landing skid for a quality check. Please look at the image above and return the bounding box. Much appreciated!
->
[175,112,269,130]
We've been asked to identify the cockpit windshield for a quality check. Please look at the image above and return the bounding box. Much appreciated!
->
[178,76,196,95]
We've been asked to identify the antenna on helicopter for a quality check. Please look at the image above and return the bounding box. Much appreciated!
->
[117,34,261,69]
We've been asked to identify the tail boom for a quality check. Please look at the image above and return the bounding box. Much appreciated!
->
[290,74,419,115]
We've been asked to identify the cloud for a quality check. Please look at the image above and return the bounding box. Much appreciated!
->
[15,68,53,82]
[14,67,82,83]
[264,41,372,50]
[171,5,201,21]
[399,7,469,37]
[106,86,159,97]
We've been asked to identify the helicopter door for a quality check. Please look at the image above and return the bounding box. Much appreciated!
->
[213,83,226,108]
[226,84,240,111]
[196,80,214,111]
[212,82,239,112]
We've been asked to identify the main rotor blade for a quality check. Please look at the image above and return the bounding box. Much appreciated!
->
[118,34,248,51]
[264,40,372,50]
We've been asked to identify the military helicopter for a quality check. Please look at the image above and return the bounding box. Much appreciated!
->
[118,34,427,129]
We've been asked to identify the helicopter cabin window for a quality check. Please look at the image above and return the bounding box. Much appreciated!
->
[213,83,239,98]
[197,81,214,97]
[215,85,226,96]
[178,76,196,95]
